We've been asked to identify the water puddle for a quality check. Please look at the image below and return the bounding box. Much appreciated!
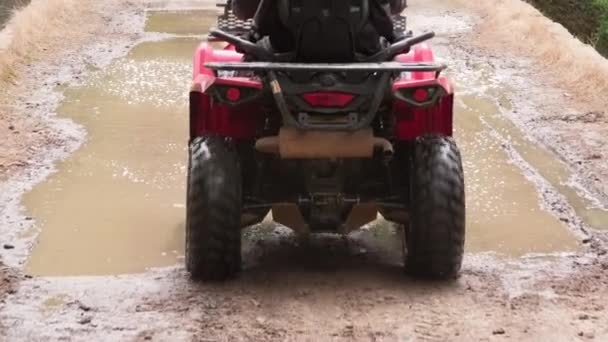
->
[21,10,594,276]
[456,96,579,255]
[40,295,68,314]
[484,89,608,230]
[145,9,218,35]
[455,61,608,230]
[24,38,200,276]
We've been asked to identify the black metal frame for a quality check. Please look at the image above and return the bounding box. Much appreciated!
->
[267,70,391,131]
[205,61,446,73]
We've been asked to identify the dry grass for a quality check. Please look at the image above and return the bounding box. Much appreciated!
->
[0,0,105,179]
[0,0,30,26]
[452,0,608,111]
[0,0,97,88]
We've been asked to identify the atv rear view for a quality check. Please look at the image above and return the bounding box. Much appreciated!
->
[186,1,465,281]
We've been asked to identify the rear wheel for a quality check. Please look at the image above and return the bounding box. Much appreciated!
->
[404,135,465,279]
[186,135,242,281]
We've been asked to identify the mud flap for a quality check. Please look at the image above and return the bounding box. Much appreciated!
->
[341,204,378,234]
[272,204,309,235]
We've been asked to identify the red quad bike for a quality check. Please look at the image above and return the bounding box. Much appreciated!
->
[186,1,465,281]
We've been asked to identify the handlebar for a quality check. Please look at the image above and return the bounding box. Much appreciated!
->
[209,28,274,61]
[210,28,436,63]
[363,31,436,62]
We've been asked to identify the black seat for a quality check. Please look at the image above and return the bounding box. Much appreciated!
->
[275,0,369,62]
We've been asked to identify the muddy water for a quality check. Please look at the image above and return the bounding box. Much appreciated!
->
[24,38,199,276]
[145,9,218,35]
[484,90,608,230]
[22,10,589,276]
[459,63,608,231]
[456,96,580,255]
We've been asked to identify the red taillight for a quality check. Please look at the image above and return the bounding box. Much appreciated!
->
[301,92,355,107]
[393,85,442,108]
[413,88,429,102]
[226,87,241,102]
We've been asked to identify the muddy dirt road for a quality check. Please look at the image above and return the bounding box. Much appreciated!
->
[1,0,608,341]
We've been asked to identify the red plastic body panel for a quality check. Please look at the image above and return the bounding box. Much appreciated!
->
[391,43,455,140]
[394,43,437,81]
[189,42,455,141]
[392,94,454,140]
[190,43,264,140]
[192,43,242,79]
[189,96,264,139]
[215,77,263,89]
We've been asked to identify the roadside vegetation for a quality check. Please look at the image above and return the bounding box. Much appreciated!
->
[0,1,29,29]
[598,0,608,55]
[0,0,94,85]
[527,0,608,57]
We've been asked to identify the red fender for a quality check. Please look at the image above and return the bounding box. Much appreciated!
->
[392,43,455,140]
[395,43,436,81]
[190,43,264,140]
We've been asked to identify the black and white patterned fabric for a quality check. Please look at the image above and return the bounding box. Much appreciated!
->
[217,9,253,35]
[214,3,408,38]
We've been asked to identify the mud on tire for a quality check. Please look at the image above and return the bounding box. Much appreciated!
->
[405,134,465,279]
[186,135,242,281]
